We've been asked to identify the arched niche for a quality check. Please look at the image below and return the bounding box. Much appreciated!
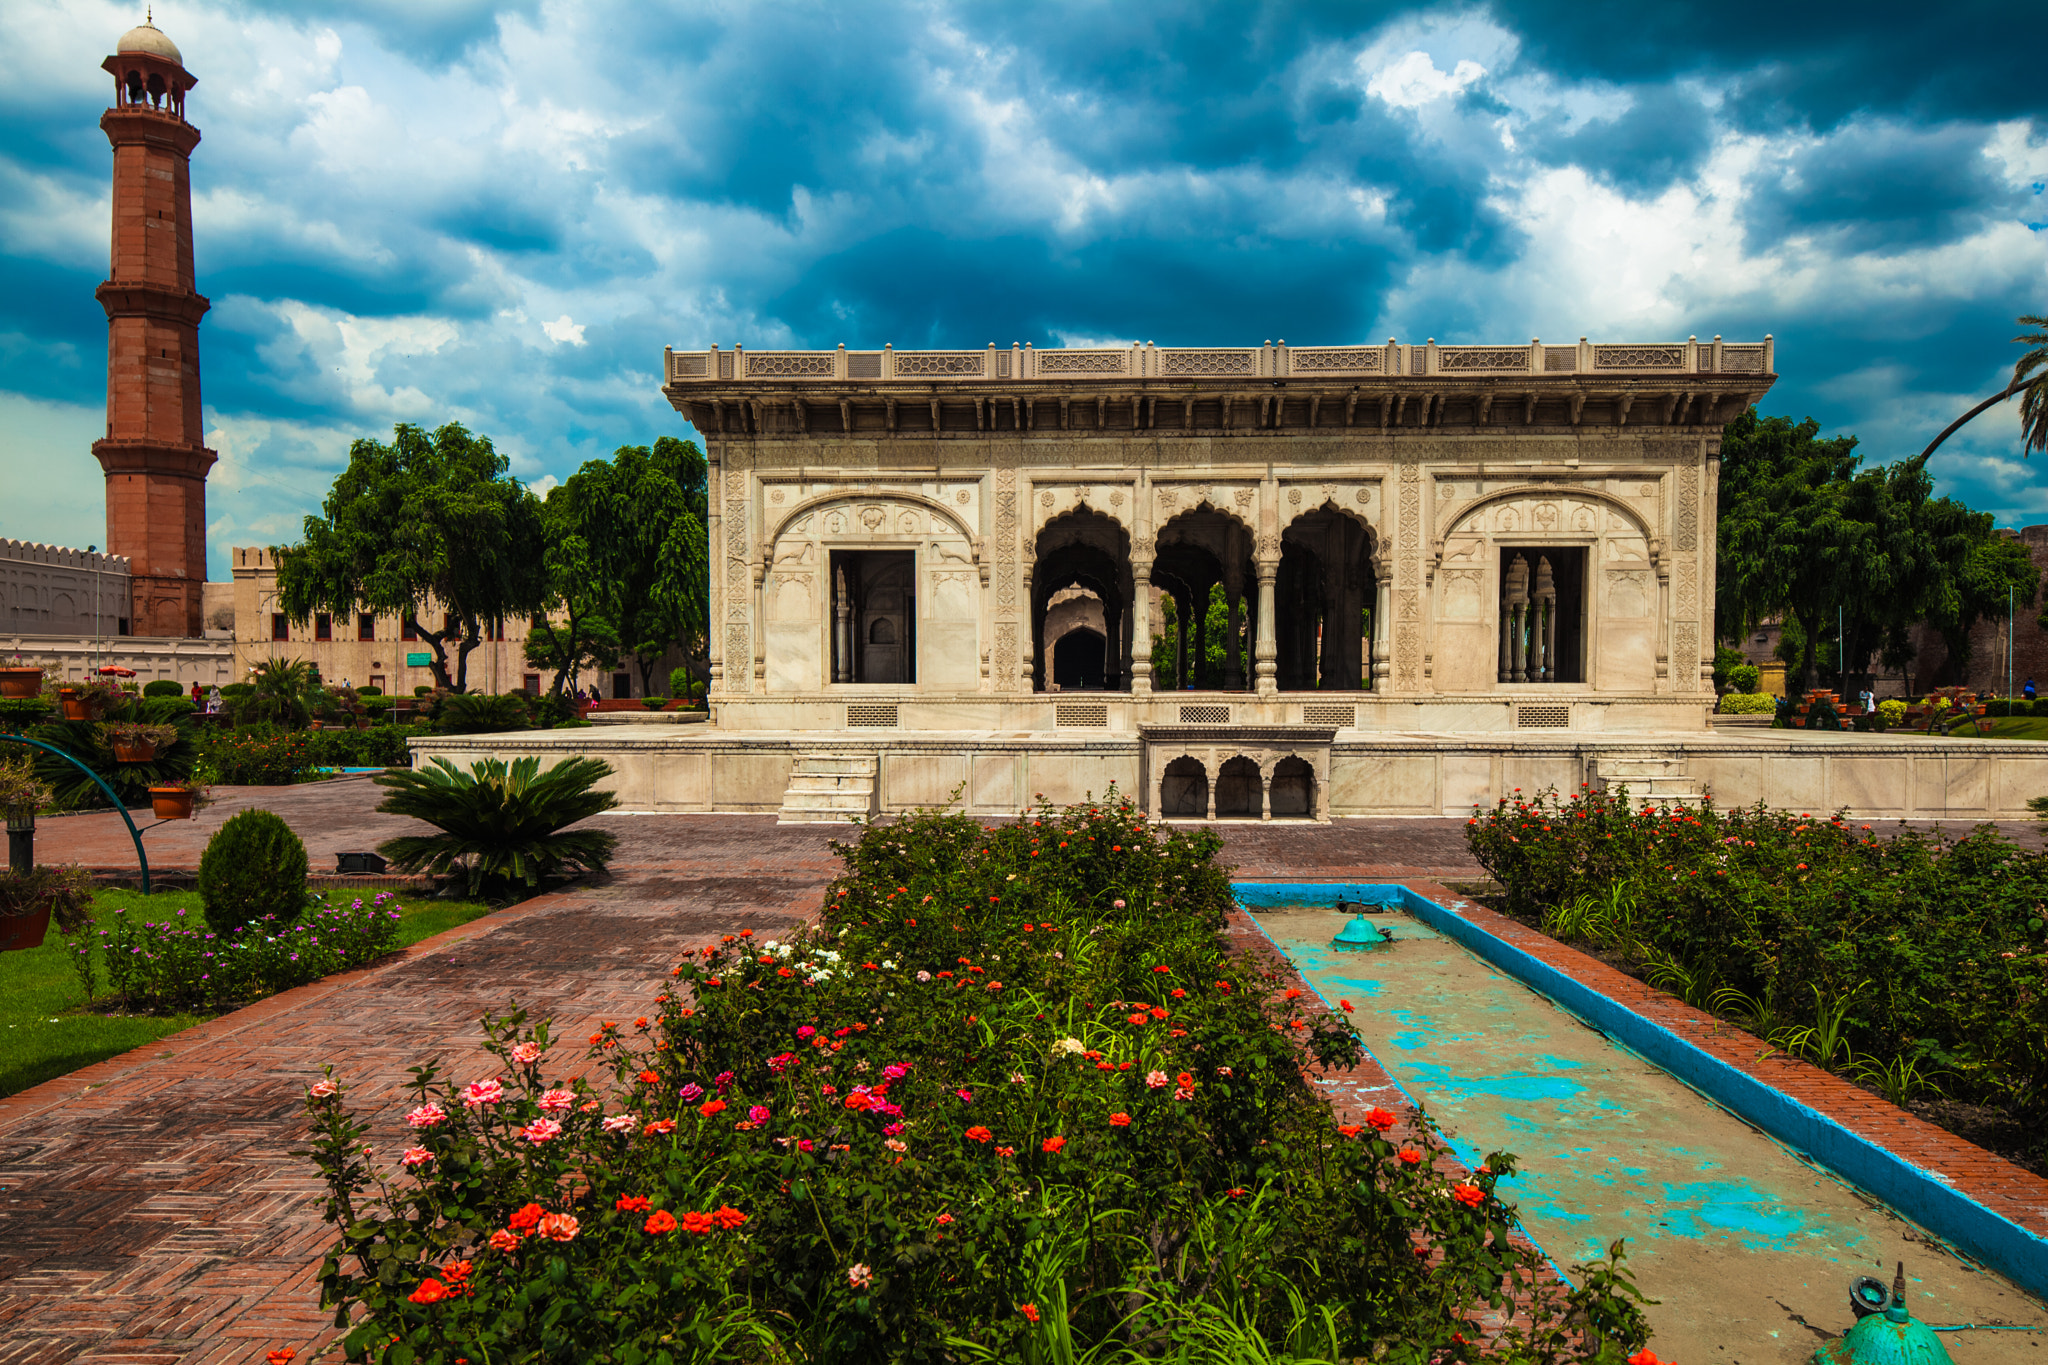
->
[1154,505,1257,691]
[1432,488,1655,693]
[762,493,979,692]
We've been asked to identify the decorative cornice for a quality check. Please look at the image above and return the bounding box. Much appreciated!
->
[95,281,210,326]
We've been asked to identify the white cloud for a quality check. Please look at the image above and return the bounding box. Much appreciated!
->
[1366,51,1487,110]
[542,314,587,346]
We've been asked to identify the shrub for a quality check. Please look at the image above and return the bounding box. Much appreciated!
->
[1470,787,2048,1146]
[1726,663,1760,694]
[1877,698,1908,727]
[1716,691,1776,714]
[641,695,668,710]
[415,685,435,697]
[221,682,255,699]
[141,695,197,721]
[434,690,532,735]
[305,722,424,769]
[305,797,1652,1362]
[357,685,383,697]
[142,679,185,697]
[668,665,694,700]
[198,808,310,935]
[196,725,314,785]
[373,756,619,895]
[239,657,315,727]
[83,891,404,1010]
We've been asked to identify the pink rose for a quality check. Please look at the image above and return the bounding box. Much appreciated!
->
[537,1212,579,1242]
[537,1089,576,1114]
[521,1118,563,1144]
[796,1026,816,1040]
[462,1079,504,1107]
[401,1146,432,1167]
[748,1105,771,1124]
[1146,1070,1169,1089]
[309,1079,339,1100]
[601,1115,636,1134]
[406,1104,447,1129]
[510,1042,542,1065]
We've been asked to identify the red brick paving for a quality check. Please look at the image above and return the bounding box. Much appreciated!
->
[7,785,2044,1359]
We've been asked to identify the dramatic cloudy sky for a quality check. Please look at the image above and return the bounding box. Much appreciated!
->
[2,1,2043,578]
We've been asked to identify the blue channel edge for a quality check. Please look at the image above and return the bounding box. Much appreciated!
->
[1234,881,2048,1306]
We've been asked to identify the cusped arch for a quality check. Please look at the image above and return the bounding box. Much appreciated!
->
[1033,493,1132,539]
[1280,498,1379,554]
[766,489,977,553]
[1156,498,1256,542]
[1036,503,1132,555]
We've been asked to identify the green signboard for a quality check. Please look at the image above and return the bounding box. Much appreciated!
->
[406,652,433,667]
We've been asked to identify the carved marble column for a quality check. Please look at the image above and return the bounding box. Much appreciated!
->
[833,565,852,683]
[1371,564,1392,691]
[1254,543,1279,696]
[1130,557,1155,695]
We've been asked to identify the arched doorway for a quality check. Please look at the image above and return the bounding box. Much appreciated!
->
[1270,756,1315,818]
[1052,628,1107,689]
[1277,506,1375,691]
[1160,756,1208,817]
[1215,756,1261,817]
[1154,507,1254,691]
[1032,510,1131,693]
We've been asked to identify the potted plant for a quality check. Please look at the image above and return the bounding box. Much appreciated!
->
[0,863,92,953]
[102,720,180,763]
[57,675,126,721]
[0,656,43,700]
[148,781,205,820]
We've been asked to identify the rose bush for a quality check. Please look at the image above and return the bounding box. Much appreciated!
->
[305,795,1651,1363]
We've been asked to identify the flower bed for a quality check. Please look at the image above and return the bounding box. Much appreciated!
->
[304,798,1654,1362]
[196,724,316,785]
[1469,786,2048,1170]
[74,892,404,1010]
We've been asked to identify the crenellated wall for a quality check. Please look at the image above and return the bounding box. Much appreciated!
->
[0,538,133,638]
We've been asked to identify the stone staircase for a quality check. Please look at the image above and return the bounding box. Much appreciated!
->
[776,752,879,824]
[1591,752,1705,809]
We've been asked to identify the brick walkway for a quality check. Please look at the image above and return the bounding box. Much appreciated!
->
[5,787,2043,1360]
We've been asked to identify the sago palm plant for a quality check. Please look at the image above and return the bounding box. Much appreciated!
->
[373,755,619,895]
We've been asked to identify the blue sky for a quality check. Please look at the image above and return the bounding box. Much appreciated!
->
[1,1,2043,580]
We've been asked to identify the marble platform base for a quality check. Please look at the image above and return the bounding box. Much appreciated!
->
[408,725,2048,822]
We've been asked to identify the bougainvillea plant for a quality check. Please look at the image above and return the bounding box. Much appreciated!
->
[303,794,1652,1363]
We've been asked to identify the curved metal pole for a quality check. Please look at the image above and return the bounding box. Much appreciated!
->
[1913,379,2020,467]
[0,733,151,894]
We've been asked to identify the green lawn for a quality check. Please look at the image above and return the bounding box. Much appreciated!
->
[0,888,499,1098]
[1944,715,2048,741]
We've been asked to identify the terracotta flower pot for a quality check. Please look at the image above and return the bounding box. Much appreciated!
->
[0,667,43,700]
[59,692,91,721]
[0,904,51,953]
[149,786,195,820]
[309,720,325,731]
[112,739,158,763]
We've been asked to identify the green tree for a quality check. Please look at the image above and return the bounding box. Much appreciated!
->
[276,423,549,692]
[1717,409,2037,693]
[536,437,708,698]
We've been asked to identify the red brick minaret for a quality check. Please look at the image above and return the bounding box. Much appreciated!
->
[93,16,216,638]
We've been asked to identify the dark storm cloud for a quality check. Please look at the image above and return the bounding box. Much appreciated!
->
[1743,120,2025,255]
[0,0,2043,567]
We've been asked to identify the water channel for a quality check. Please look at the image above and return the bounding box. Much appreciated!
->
[1243,884,2048,1365]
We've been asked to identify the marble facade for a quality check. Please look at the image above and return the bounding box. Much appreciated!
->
[664,336,1775,738]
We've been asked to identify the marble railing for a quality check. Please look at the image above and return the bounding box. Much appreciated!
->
[666,336,1772,385]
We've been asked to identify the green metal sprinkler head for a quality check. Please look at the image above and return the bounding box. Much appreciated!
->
[1811,1264,1955,1365]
